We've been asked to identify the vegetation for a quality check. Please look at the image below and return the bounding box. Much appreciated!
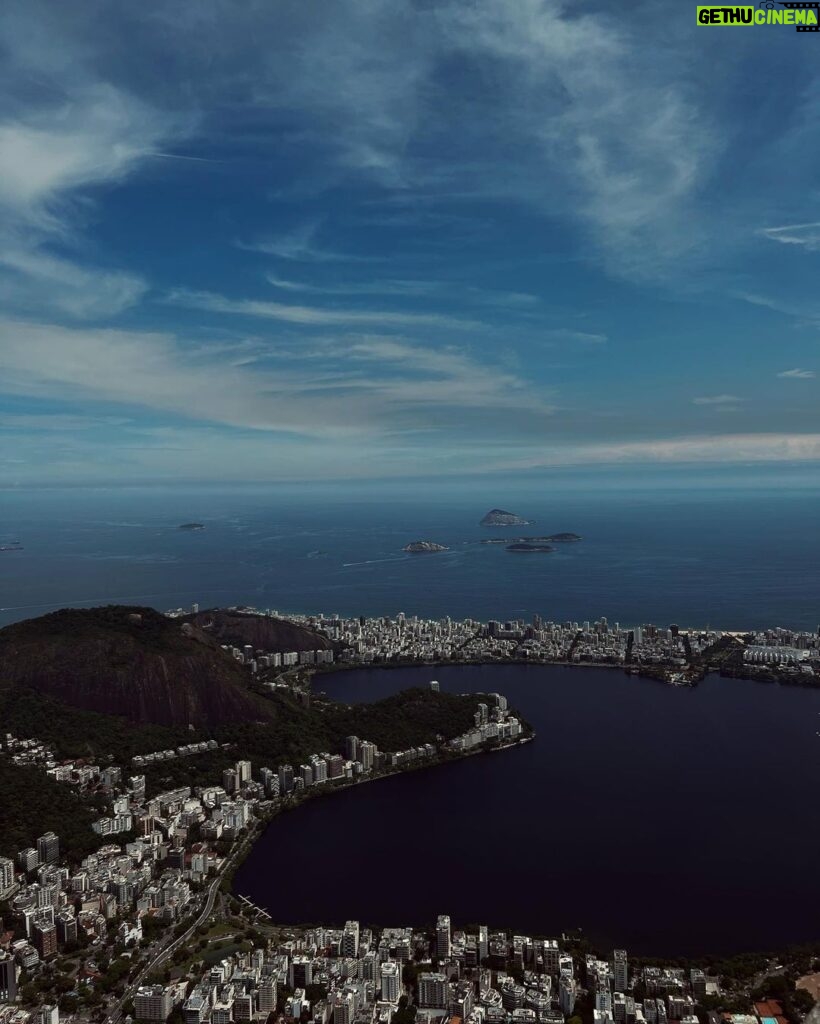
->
[0,755,105,861]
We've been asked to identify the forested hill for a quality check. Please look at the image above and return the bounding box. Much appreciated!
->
[0,605,273,729]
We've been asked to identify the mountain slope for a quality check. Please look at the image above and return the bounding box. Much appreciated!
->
[181,608,334,653]
[0,605,272,729]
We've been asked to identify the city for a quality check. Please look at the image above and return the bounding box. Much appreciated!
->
[164,607,820,687]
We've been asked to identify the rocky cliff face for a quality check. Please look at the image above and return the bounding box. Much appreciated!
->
[182,608,335,652]
[0,605,273,729]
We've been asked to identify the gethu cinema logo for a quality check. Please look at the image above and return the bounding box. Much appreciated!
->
[697,3,819,28]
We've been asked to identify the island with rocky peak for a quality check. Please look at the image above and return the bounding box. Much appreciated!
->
[479,508,533,526]
[403,540,450,554]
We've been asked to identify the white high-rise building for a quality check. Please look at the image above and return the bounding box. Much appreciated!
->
[478,925,488,964]
[436,914,451,959]
[342,920,360,958]
[0,857,15,899]
[380,961,401,1003]
[613,949,628,992]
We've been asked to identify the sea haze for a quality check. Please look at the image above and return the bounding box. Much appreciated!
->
[235,664,820,956]
[1,483,820,630]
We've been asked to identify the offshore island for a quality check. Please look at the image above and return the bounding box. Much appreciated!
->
[0,604,819,1024]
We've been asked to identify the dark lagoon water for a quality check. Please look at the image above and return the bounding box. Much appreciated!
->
[234,664,820,957]
[2,483,820,630]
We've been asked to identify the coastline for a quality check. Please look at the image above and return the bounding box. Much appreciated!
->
[230,733,534,901]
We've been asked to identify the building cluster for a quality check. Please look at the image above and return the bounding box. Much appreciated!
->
[0,691,526,1024]
[277,612,714,672]
[742,627,820,670]
[163,603,820,681]
[114,916,728,1024]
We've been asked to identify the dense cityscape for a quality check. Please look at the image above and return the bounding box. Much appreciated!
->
[1,605,819,1024]
[165,606,820,687]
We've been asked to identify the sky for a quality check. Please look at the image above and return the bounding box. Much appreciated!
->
[1,0,820,486]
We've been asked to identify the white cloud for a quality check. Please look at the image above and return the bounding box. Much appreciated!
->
[777,368,816,379]
[493,433,820,471]
[692,394,743,407]
[166,288,482,331]
[0,78,178,319]
[760,222,820,250]
[0,317,548,438]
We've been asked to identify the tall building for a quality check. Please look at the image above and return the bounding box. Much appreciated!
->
[0,856,15,899]
[418,973,448,1009]
[345,736,360,761]
[17,848,38,873]
[380,961,401,1003]
[135,985,174,1021]
[278,765,294,794]
[559,976,577,1015]
[359,742,376,772]
[236,760,252,786]
[478,925,488,964]
[613,950,628,992]
[40,1006,59,1024]
[0,953,17,1003]
[33,923,57,959]
[332,991,356,1024]
[436,914,451,960]
[342,920,360,958]
[257,979,277,1014]
[36,833,59,867]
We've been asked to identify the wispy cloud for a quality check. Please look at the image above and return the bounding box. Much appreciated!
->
[238,221,377,263]
[165,288,482,331]
[692,394,743,408]
[0,318,547,439]
[494,433,820,471]
[0,78,178,319]
[759,222,820,250]
[777,368,816,379]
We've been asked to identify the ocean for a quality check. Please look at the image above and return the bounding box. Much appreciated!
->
[1,482,819,630]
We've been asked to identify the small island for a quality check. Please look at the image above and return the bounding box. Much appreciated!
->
[480,508,533,526]
[403,540,449,554]
[545,532,582,542]
[178,522,205,531]
[506,542,555,553]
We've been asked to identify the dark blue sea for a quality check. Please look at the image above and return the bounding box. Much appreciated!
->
[1,482,819,630]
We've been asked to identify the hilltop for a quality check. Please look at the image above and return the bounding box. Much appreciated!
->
[181,607,335,653]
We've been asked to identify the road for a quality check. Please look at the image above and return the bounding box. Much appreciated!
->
[105,836,251,1024]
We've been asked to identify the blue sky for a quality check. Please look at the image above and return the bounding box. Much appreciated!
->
[1,0,820,485]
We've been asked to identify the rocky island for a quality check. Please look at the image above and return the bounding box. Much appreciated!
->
[506,542,555,553]
[480,508,533,526]
[178,522,205,530]
[403,540,449,553]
